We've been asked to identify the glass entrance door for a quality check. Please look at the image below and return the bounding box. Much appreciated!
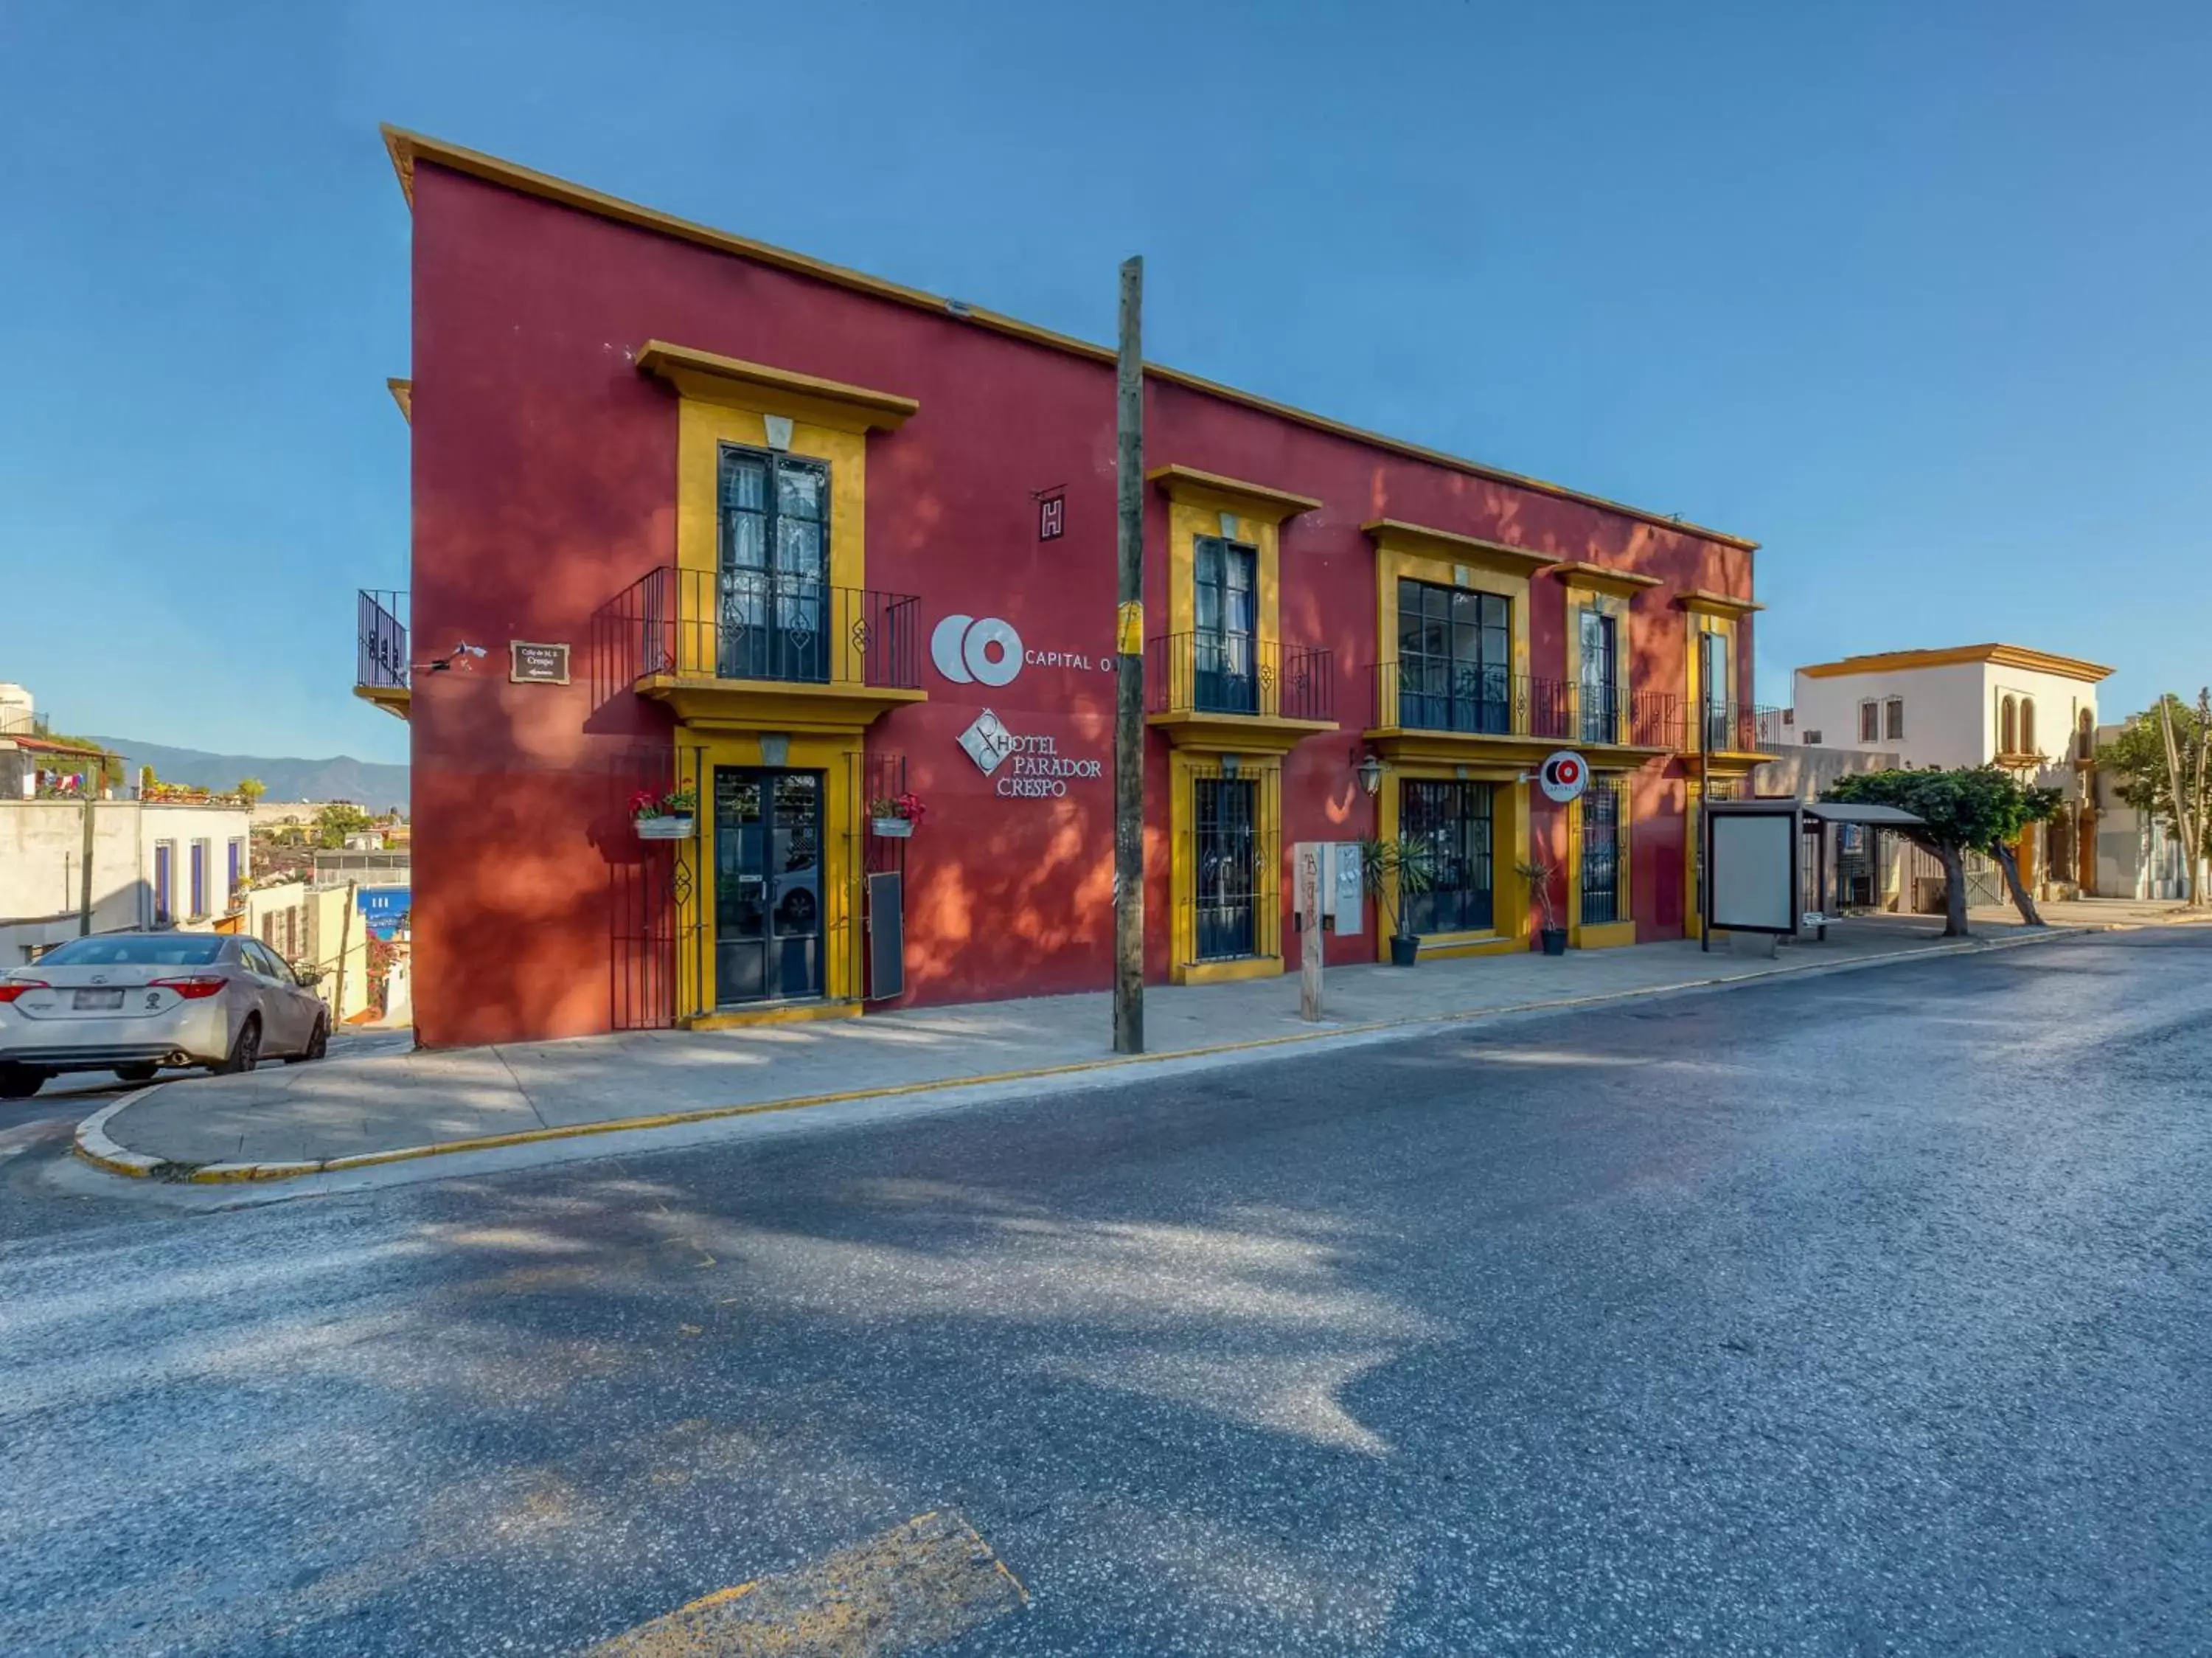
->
[713,768,825,1005]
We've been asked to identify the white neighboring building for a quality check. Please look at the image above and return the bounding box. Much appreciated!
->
[1782,644,2112,898]
[2088,724,2208,901]
[1,798,256,965]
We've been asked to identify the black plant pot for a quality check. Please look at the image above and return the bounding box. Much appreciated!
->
[1389,934,1420,967]
[1540,927,1568,957]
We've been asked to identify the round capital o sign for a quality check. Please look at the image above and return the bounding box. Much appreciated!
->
[1538,751,1588,805]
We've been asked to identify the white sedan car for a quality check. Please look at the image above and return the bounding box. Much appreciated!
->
[0,932,330,1099]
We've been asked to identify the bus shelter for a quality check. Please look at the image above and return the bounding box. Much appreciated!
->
[1703,799,1924,949]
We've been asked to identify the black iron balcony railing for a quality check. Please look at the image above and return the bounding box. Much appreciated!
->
[1147,633,1335,724]
[1691,700,1788,755]
[358,590,410,691]
[599,566,922,693]
[1374,663,1677,746]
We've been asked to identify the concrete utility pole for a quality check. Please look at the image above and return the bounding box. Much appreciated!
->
[1113,255,1146,1055]
[77,794,95,935]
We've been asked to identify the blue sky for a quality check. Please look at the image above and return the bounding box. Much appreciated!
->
[3,0,2207,765]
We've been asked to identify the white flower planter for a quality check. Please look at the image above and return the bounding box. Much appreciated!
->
[872,817,914,839]
[635,816,694,841]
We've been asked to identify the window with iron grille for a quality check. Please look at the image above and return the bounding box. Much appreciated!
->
[1193,777,1259,960]
[1885,697,1905,740]
[1401,780,1495,934]
[1859,699,1879,743]
[1581,779,1623,926]
[1398,580,1510,733]
[718,445,830,682]
[1194,536,1259,713]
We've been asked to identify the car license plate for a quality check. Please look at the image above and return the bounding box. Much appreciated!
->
[74,988,124,1011]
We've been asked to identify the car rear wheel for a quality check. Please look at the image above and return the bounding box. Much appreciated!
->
[113,1064,159,1084]
[0,1063,46,1100]
[285,1016,329,1065]
[214,1016,262,1076]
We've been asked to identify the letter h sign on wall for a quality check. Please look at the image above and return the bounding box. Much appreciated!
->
[1037,490,1065,542]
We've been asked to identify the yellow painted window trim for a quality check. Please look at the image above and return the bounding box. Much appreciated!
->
[675,401,867,597]
[1674,587,1764,619]
[1565,590,1632,746]
[639,339,917,432]
[1148,464,1320,522]
[1546,560,1660,597]
[1364,519,1554,580]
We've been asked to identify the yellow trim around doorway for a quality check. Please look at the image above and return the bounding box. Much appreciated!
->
[1373,762,1531,960]
[1569,774,1637,948]
[672,730,868,1021]
[1168,749,1283,985]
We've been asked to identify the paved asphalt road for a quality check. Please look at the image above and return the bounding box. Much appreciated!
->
[3,930,2207,1656]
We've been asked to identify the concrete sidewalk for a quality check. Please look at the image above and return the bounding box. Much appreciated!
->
[77,900,2201,1183]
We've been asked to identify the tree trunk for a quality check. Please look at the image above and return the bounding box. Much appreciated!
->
[1938,844,1970,937]
[1992,842,2045,925]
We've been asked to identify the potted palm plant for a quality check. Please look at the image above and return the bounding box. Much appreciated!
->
[1356,835,1438,966]
[1517,857,1568,954]
[630,787,696,840]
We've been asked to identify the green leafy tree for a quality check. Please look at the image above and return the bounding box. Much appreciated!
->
[139,763,157,796]
[235,777,268,805]
[313,802,375,850]
[1825,766,2060,937]
[2096,691,2211,905]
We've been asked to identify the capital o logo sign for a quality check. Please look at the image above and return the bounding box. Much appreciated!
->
[931,614,1023,687]
[1538,751,1587,805]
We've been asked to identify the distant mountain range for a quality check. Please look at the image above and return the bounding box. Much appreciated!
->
[87,738,410,811]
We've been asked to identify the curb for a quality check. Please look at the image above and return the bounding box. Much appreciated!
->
[73,924,2100,1187]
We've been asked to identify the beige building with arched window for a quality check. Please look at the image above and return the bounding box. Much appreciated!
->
[1782,644,2112,897]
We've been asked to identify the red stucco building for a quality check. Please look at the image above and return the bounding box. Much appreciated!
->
[361,128,1771,1050]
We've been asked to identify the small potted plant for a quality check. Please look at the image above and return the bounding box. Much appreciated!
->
[630,786,696,840]
[1517,857,1568,955]
[1355,834,1438,966]
[871,791,925,838]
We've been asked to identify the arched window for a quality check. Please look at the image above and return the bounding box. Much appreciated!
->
[2000,695,2019,755]
[2079,707,2095,760]
[2020,698,2037,755]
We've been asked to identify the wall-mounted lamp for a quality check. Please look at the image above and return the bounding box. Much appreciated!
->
[420,642,490,674]
[1355,752,1383,797]
[1220,752,1241,780]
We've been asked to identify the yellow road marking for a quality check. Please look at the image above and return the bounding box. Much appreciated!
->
[582,1510,1026,1657]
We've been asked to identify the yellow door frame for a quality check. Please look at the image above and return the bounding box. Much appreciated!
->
[1374,763,1530,960]
[1569,772,1638,948]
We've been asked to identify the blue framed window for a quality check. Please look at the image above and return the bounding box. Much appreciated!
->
[153,842,175,926]
[189,841,207,918]
[226,837,244,903]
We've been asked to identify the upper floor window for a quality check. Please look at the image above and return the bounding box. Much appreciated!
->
[1699,629,1733,751]
[1193,535,1258,714]
[1578,607,1618,743]
[2077,707,2095,760]
[2020,698,2037,755]
[1397,579,1509,733]
[1885,697,1905,740]
[717,445,830,682]
[2000,694,2018,755]
[1859,700,1879,743]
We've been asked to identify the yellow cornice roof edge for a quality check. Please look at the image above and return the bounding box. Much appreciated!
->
[377,123,1761,554]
